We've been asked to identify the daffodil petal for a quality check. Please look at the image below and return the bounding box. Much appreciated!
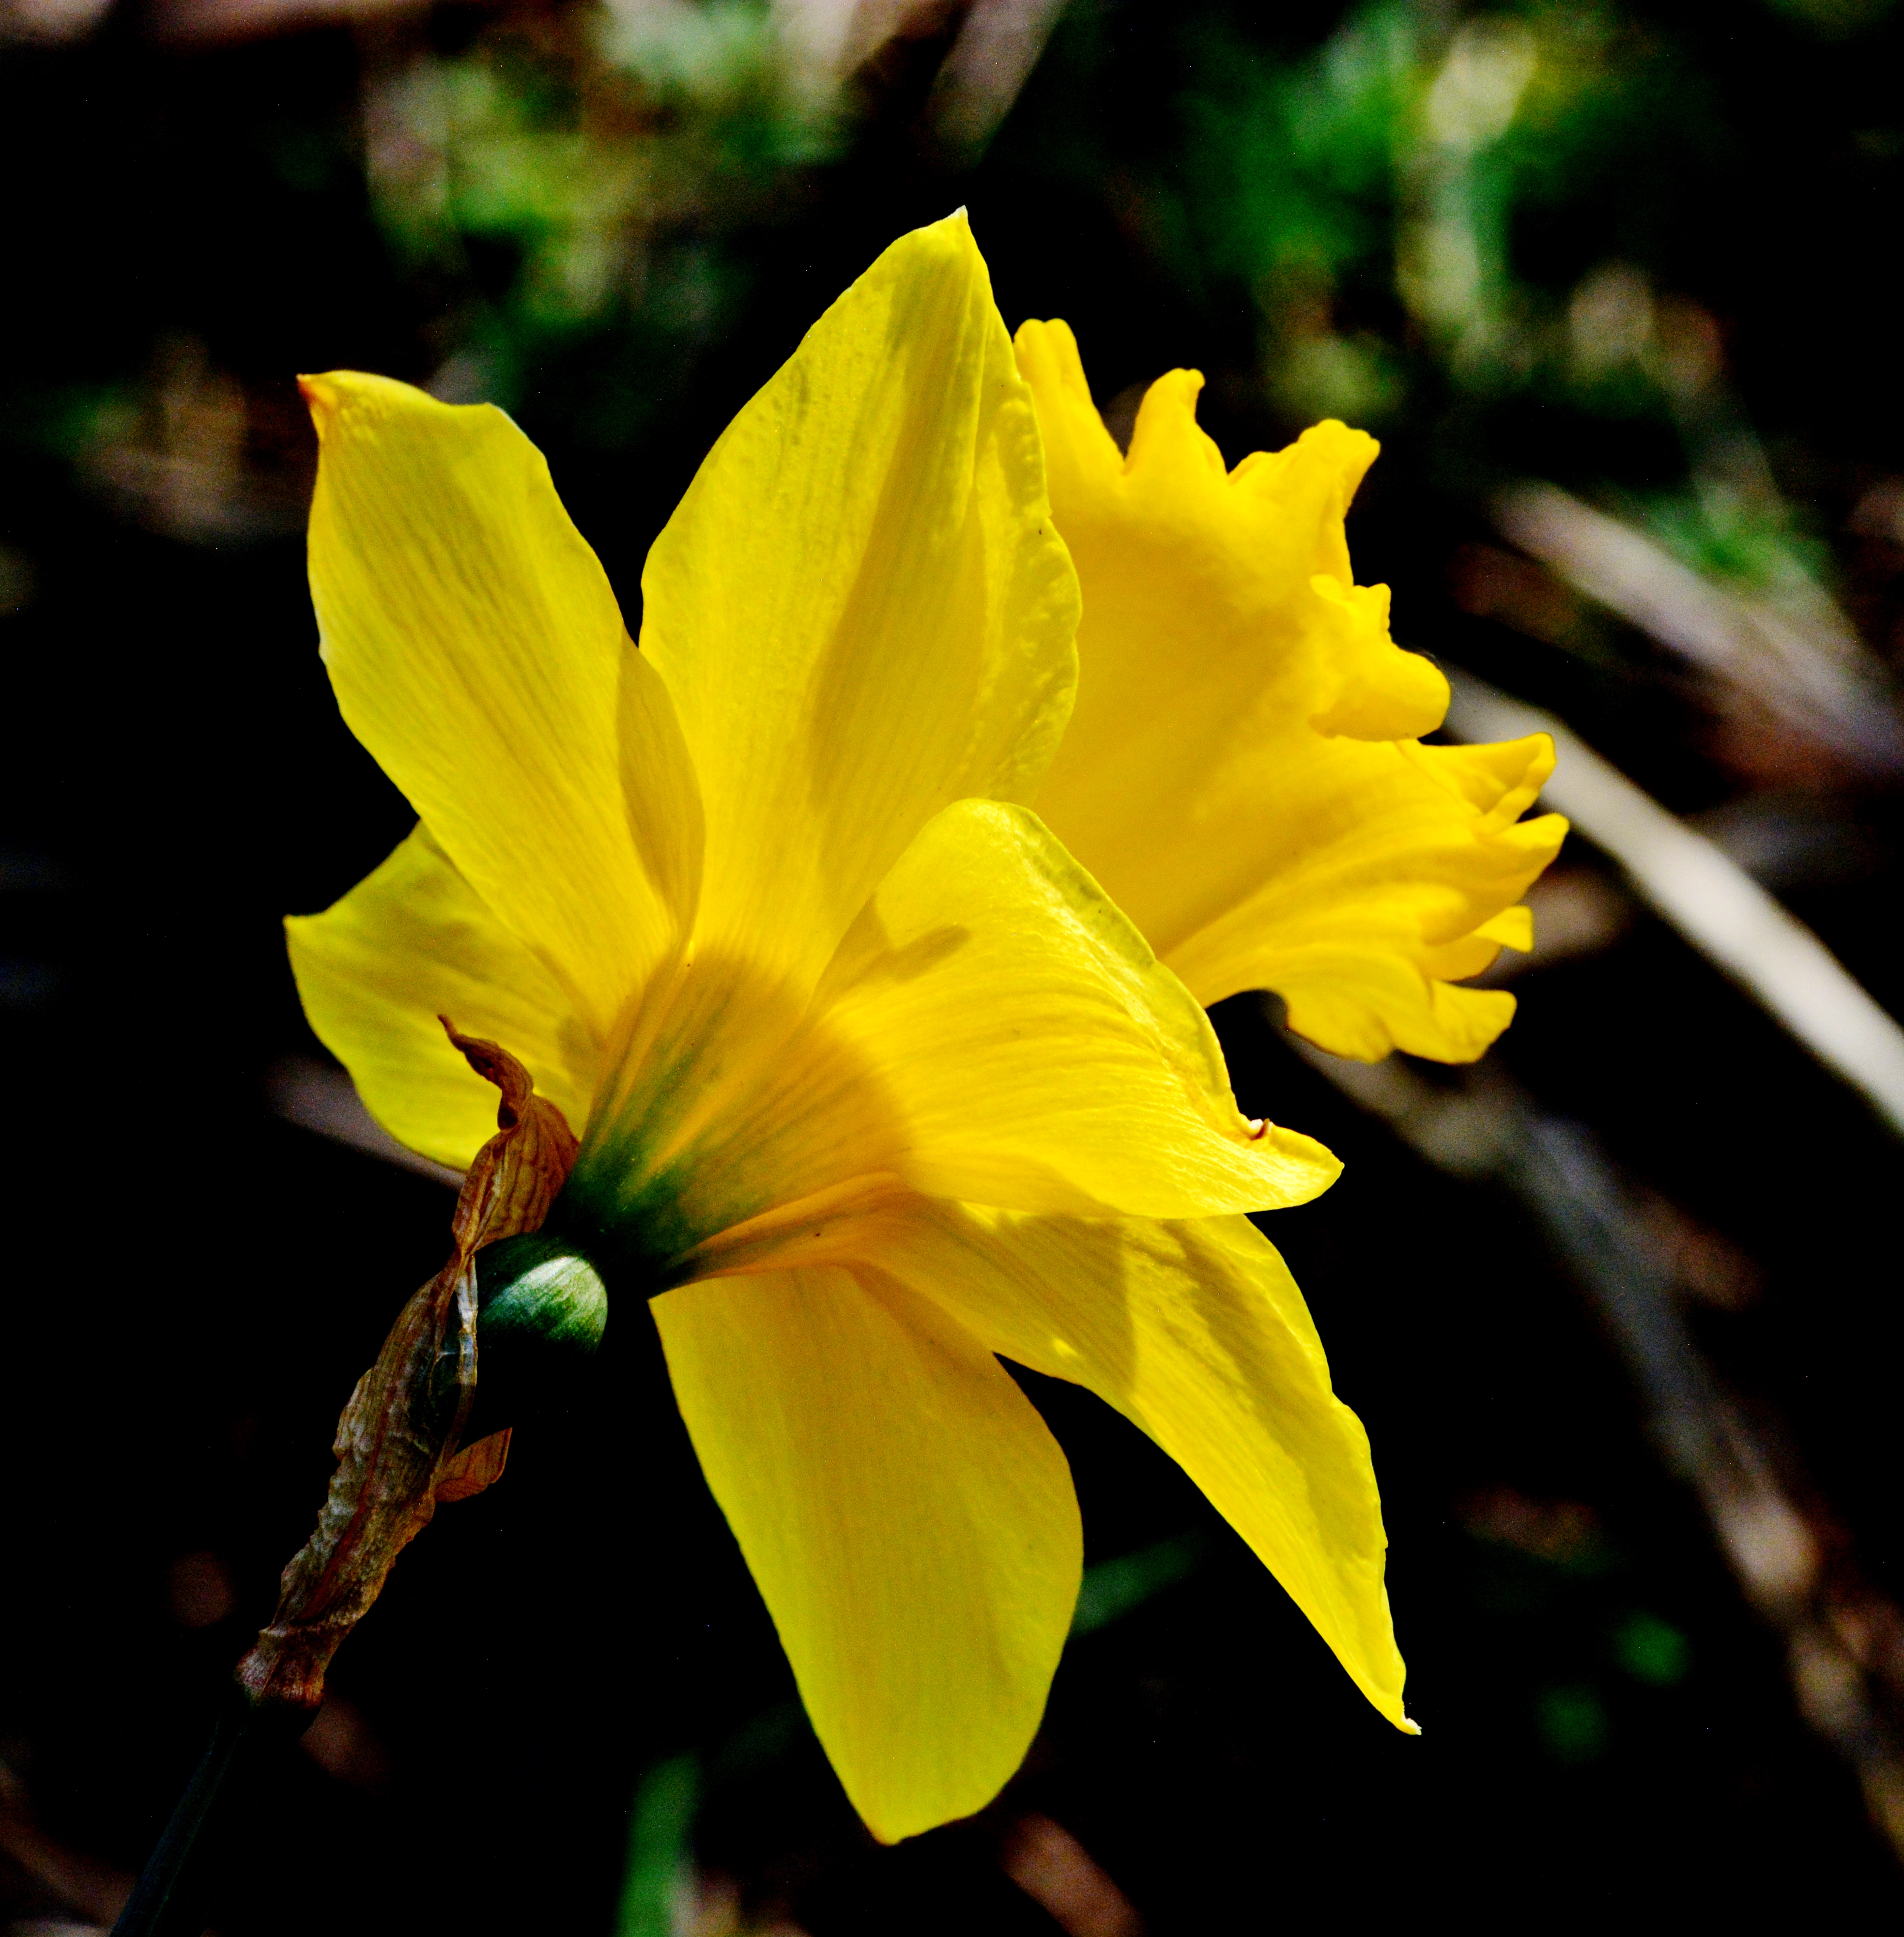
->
[640,214,1077,991]
[1015,321,1564,1059]
[1469,904,1534,953]
[1167,740,1567,1058]
[651,1261,1081,1842]
[1014,322,1447,966]
[563,799,1339,1268]
[287,824,596,1170]
[819,798,1339,1216]
[302,371,702,1039]
[850,1199,1412,1733]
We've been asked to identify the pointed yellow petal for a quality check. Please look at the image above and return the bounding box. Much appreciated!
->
[1015,321,1565,1060]
[839,1199,1412,1733]
[651,1262,1081,1842]
[302,371,702,1039]
[818,799,1338,1216]
[286,825,598,1169]
[640,215,1077,992]
[564,799,1339,1272]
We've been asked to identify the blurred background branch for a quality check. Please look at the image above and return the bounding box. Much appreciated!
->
[1444,672,1904,1137]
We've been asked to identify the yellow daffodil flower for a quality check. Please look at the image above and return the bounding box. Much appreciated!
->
[1014,322,1567,1063]
[279,212,1556,1848]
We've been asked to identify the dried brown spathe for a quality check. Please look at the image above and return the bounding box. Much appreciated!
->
[238,1022,577,1716]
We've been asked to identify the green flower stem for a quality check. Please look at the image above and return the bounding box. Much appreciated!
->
[109,1686,307,1937]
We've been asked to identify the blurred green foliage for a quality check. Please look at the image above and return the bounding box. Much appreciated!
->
[1537,1681,1611,1762]
[365,0,839,433]
[1175,2,1674,412]
[364,0,1904,656]
[1614,1609,1693,1686]
[618,1751,700,1937]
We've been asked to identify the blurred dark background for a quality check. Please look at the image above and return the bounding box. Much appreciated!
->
[8,0,1904,1930]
